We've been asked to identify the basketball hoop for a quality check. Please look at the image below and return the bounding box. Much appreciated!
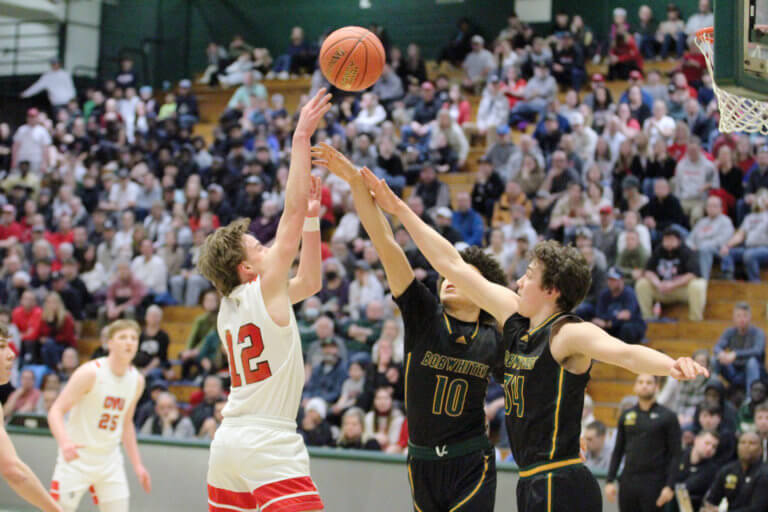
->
[694,27,768,134]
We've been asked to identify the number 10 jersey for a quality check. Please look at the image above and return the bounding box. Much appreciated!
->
[217,279,305,421]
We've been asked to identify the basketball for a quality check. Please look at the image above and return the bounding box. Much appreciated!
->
[319,26,386,91]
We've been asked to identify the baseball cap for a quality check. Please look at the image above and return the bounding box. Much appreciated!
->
[305,397,327,420]
[245,175,263,186]
[629,70,643,80]
[139,85,153,95]
[320,338,338,347]
[622,175,640,190]
[575,227,593,240]
[477,156,492,165]
[354,260,371,271]
[51,271,64,281]
[435,206,453,218]
[117,168,130,179]
[569,112,584,126]
[27,108,39,117]
[496,124,510,136]
[591,73,605,83]
[179,79,191,88]
[471,35,484,45]
[545,112,559,122]
[662,226,681,239]
[535,60,551,68]
[208,183,223,194]
[150,380,169,392]
[606,267,623,280]
[599,205,613,215]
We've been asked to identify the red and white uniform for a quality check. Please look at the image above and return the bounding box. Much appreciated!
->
[207,279,324,512]
[51,359,139,509]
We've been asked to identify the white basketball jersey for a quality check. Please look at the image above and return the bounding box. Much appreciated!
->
[218,279,304,420]
[65,359,140,454]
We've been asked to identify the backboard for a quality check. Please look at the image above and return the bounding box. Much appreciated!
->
[712,0,768,100]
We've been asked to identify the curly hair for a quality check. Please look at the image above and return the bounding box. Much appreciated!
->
[438,246,508,324]
[197,218,250,297]
[532,240,591,313]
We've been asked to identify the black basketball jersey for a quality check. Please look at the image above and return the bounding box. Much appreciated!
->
[500,312,590,468]
[394,279,503,447]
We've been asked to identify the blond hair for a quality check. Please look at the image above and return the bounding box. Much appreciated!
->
[105,319,141,340]
[197,218,250,296]
[42,291,68,327]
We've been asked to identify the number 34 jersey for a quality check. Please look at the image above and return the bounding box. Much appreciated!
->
[217,279,305,421]
[500,313,590,469]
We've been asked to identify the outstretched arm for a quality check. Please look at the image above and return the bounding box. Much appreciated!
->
[122,375,151,494]
[262,89,331,296]
[553,322,709,379]
[289,175,323,304]
[311,144,414,297]
[0,408,61,512]
[361,168,519,324]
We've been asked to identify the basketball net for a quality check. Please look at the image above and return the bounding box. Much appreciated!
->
[694,27,768,134]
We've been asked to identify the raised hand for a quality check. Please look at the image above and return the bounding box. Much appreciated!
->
[307,175,323,217]
[670,357,710,380]
[295,88,332,139]
[360,167,402,214]
[311,142,358,182]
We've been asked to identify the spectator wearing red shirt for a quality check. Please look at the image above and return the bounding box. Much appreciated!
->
[0,204,23,251]
[12,289,42,365]
[679,45,707,87]
[44,214,75,250]
[667,121,691,162]
[608,28,644,80]
[37,291,76,369]
[103,259,147,322]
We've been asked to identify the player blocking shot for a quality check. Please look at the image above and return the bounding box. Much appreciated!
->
[312,143,505,511]
[197,88,331,512]
[359,170,709,512]
[0,326,62,512]
[47,319,151,512]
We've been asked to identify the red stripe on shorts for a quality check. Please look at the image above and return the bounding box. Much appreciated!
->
[254,476,318,503]
[89,485,99,505]
[51,480,59,491]
[208,484,259,510]
[50,492,59,501]
[262,494,324,512]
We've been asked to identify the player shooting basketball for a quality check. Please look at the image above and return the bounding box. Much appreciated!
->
[0,325,62,512]
[198,88,331,512]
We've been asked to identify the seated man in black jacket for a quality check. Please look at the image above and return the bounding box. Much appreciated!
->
[701,431,768,512]
[657,429,719,511]
[640,178,689,240]
[635,227,707,321]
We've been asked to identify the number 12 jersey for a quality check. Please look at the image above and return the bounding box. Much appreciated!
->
[217,279,305,420]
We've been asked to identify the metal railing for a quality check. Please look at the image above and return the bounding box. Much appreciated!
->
[0,19,61,76]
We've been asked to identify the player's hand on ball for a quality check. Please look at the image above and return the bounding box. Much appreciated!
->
[670,357,709,380]
[61,442,84,462]
[360,167,401,214]
[311,142,358,182]
[136,464,152,493]
[295,88,332,138]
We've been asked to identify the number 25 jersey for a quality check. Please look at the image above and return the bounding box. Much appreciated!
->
[217,279,304,421]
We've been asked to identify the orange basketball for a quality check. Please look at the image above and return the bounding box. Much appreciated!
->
[319,26,386,91]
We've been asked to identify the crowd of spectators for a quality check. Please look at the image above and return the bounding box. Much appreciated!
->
[1,2,767,466]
